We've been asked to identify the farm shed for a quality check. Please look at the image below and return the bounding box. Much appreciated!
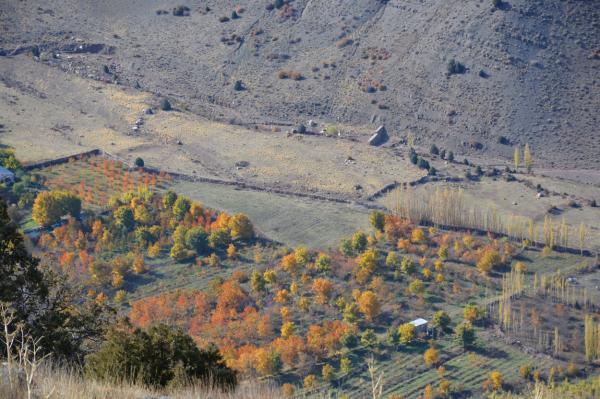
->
[0,166,15,184]
[409,318,428,334]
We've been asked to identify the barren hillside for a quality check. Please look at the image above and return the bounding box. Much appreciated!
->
[1,0,598,168]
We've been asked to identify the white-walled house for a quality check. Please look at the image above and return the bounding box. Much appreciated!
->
[0,166,14,185]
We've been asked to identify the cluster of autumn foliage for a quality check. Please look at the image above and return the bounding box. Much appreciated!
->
[34,187,255,301]
[127,211,518,390]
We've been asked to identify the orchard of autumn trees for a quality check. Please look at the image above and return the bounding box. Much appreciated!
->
[2,153,598,396]
[127,211,535,394]
[32,187,255,301]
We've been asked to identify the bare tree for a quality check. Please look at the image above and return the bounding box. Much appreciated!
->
[1,302,51,399]
[367,356,384,399]
[1,302,19,389]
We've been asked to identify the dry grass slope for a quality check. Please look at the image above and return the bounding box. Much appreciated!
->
[0,363,282,399]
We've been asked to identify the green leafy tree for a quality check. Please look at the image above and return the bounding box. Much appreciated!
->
[351,231,368,253]
[134,157,145,167]
[170,243,188,261]
[398,323,416,344]
[32,191,81,227]
[455,322,476,349]
[315,253,332,272]
[369,211,385,232]
[386,327,399,347]
[173,196,191,221]
[386,251,400,268]
[343,302,360,324]
[163,190,177,208]
[339,238,354,256]
[401,256,416,274]
[251,270,266,293]
[360,329,378,348]
[228,213,255,240]
[0,148,21,171]
[114,206,135,232]
[85,322,236,389]
[208,228,232,250]
[185,226,208,255]
[432,311,451,333]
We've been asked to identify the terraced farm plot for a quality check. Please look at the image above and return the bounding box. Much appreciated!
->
[173,180,371,248]
[34,156,170,209]
[123,247,262,304]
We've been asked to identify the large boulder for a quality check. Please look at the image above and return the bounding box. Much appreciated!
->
[368,125,388,146]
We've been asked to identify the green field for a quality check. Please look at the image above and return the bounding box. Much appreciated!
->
[173,180,371,249]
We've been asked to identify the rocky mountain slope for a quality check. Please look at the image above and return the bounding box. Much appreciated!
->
[1,0,598,168]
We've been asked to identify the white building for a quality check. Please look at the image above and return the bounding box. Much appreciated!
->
[409,318,429,334]
[0,166,14,185]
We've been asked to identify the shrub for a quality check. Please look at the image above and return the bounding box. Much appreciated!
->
[447,59,466,75]
[231,10,239,19]
[520,364,533,380]
[493,0,502,8]
[336,37,353,48]
[417,157,430,170]
[172,5,190,16]
[447,151,454,162]
[430,144,439,156]
[410,151,418,165]
[219,16,230,22]
[498,136,510,145]
[85,323,236,389]
[134,157,144,167]
[429,167,437,176]
[233,80,244,91]
[159,98,172,111]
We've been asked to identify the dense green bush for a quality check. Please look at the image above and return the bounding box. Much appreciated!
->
[417,157,430,170]
[134,157,144,167]
[430,144,439,156]
[447,59,466,75]
[85,323,237,389]
[160,98,172,111]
